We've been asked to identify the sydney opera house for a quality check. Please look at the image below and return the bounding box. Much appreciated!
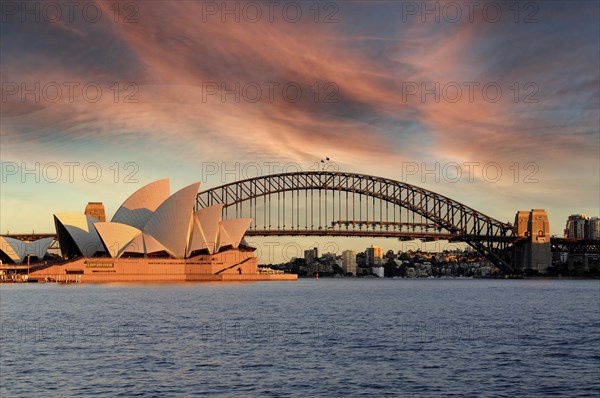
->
[0,236,54,265]
[5,179,296,282]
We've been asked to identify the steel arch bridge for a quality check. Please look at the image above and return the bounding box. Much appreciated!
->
[196,171,517,272]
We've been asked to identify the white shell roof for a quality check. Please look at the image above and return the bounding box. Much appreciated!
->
[217,223,233,250]
[218,218,252,250]
[111,179,170,230]
[94,222,142,259]
[187,217,205,257]
[120,233,168,256]
[122,233,145,254]
[0,237,26,263]
[54,213,104,257]
[24,237,54,260]
[142,182,200,258]
[143,233,169,254]
[0,237,54,264]
[49,179,254,260]
[188,204,224,255]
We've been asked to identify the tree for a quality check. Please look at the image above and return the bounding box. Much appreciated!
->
[399,262,407,277]
[384,258,398,277]
[386,249,396,260]
[332,263,344,275]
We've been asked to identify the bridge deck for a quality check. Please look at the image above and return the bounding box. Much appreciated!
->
[245,229,521,242]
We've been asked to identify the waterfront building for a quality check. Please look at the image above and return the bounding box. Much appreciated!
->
[341,250,357,275]
[304,247,318,264]
[366,244,383,266]
[588,217,600,240]
[24,179,296,282]
[561,215,600,272]
[565,214,590,239]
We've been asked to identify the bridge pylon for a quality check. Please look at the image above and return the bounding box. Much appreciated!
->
[512,209,552,273]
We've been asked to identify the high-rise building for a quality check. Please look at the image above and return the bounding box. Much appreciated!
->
[565,214,590,239]
[84,202,106,222]
[304,247,318,264]
[562,215,599,272]
[341,250,357,275]
[588,217,600,240]
[366,244,383,266]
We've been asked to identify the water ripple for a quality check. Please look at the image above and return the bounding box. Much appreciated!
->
[1,279,599,397]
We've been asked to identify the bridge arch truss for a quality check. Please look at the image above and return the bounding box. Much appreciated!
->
[196,171,516,271]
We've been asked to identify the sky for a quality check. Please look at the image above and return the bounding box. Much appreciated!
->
[1,0,599,261]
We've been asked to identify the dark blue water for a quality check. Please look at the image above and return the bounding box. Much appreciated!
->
[1,279,599,397]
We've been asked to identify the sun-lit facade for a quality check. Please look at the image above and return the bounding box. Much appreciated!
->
[26,179,296,282]
[52,180,253,261]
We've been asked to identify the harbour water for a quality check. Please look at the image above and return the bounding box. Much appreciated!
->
[1,279,599,397]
